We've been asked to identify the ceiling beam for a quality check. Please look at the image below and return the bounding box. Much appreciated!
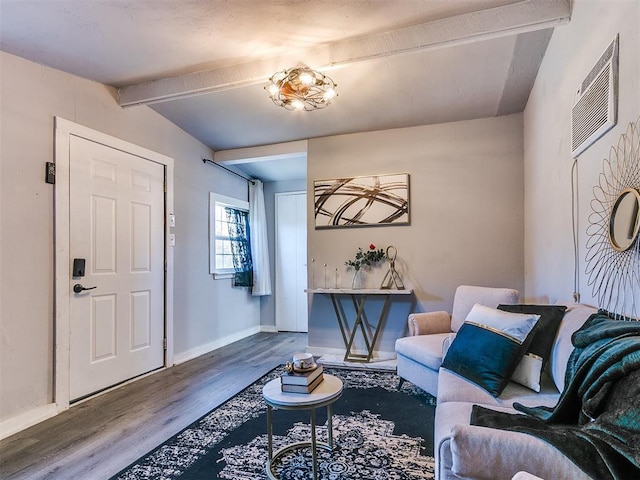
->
[214,140,308,164]
[118,0,570,107]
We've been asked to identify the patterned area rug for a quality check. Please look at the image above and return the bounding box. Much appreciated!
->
[111,368,436,480]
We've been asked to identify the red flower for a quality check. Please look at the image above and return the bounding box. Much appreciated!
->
[369,244,376,250]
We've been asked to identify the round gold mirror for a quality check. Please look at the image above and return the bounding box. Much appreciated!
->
[609,188,640,252]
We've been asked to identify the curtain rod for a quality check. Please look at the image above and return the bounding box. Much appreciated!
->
[202,158,255,185]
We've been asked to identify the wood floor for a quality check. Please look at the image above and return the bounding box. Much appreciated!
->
[0,332,307,480]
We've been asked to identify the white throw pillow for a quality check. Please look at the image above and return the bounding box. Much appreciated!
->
[511,353,543,392]
[464,303,540,343]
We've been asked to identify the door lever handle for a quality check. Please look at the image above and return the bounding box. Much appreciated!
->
[73,284,97,293]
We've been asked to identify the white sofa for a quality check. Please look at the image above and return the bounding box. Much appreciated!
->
[395,285,520,396]
[404,300,598,479]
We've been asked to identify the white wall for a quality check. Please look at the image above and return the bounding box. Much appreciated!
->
[0,51,260,427]
[306,114,525,354]
[524,0,640,307]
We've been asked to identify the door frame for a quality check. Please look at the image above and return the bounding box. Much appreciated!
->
[54,117,175,412]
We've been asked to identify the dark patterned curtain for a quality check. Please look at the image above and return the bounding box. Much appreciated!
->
[225,207,253,287]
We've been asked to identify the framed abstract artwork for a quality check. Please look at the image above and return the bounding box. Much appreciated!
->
[314,173,410,228]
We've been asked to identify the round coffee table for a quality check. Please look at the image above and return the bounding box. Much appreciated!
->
[262,373,343,480]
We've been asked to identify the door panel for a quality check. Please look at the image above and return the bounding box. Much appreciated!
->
[69,136,165,401]
[92,294,117,361]
[93,195,117,272]
[131,202,152,271]
[131,290,152,350]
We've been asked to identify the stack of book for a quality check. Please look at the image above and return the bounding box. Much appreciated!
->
[281,364,324,393]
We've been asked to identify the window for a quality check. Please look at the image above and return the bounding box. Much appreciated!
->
[209,193,252,284]
[214,202,238,272]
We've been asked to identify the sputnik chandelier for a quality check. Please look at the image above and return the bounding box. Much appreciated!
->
[265,66,337,111]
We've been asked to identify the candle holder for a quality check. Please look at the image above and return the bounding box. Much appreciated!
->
[311,258,315,288]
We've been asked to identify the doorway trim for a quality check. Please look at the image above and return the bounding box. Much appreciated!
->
[53,117,175,412]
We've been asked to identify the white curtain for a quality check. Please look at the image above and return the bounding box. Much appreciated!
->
[249,180,272,296]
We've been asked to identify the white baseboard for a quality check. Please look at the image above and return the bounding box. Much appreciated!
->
[172,326,262,365]
[306,345,344,357]
[306,345,396,360]
[0,403,59,441]
[260,325,278,333]
[1,326,274,439]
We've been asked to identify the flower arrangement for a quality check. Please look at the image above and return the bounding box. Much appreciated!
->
[345,244,386,271]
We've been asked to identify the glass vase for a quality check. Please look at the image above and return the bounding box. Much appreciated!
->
[351,269,365,289]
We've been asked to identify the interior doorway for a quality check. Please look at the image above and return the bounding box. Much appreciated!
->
[275,191,308,332]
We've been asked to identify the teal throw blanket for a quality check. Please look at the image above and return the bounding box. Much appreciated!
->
[471,312,640,480]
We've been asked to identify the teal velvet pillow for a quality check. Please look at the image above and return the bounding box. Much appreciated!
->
[442,304,540,396]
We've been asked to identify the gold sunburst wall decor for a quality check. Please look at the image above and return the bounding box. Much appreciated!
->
[585,117,640,319]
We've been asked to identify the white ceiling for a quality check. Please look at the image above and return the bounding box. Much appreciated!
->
[0,0,570,181]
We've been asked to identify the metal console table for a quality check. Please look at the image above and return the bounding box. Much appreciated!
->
[306,288,413,362]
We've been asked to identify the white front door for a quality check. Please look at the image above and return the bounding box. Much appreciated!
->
[275,192,308,332]
[69,136,165,401]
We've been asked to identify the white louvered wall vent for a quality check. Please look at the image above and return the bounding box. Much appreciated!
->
[571,35,618,158]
